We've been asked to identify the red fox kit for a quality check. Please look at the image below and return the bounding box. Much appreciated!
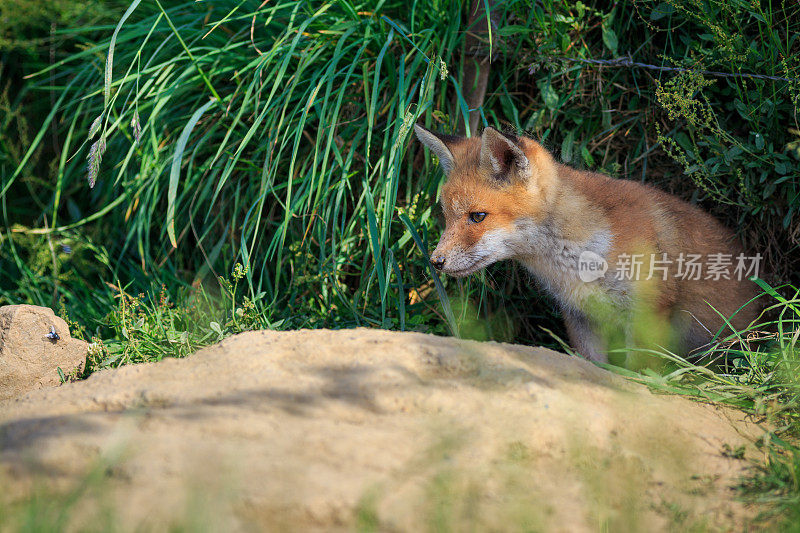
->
[414,124,761,363]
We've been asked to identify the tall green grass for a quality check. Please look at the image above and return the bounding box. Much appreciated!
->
[2,0,797,348]
[0,0,800,342]
[3,0,479,337]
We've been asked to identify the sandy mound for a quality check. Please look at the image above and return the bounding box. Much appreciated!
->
[0,329,759,531]
[0,305,87,400]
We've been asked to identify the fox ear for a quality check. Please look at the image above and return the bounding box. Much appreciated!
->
[414,124,457,175]
[480,127,530,181]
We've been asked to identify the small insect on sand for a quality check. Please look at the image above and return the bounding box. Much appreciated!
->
[46,326,60,342]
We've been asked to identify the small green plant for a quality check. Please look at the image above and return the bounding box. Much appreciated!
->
[86,265,276,375]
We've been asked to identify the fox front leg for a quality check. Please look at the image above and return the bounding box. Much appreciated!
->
[562,310,608,364]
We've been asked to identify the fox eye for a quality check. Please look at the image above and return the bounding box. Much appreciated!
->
[469,212,486,223]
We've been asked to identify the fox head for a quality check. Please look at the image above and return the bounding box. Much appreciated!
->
[414,124,558,277]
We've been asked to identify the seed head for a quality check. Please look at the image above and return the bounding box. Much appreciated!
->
[89,114,103,139]
[87,136,106,188]
[131,111,142,145]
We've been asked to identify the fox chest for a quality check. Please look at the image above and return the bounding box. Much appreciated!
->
[515,229,629,314]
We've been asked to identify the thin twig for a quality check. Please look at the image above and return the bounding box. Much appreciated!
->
[531,54,800,83]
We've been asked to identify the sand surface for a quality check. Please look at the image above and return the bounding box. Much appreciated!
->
[0,329,760,530]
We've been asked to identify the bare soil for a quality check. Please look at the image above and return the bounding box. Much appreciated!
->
[0,329,761,531]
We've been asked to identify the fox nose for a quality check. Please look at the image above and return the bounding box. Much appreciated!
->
[430,255,445,270]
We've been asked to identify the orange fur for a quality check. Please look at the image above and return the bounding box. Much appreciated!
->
[414,124,761,362]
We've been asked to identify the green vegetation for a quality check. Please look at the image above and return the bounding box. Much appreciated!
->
[606,279,800,526]
[3,0,798,348]
[1,0,799,527]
